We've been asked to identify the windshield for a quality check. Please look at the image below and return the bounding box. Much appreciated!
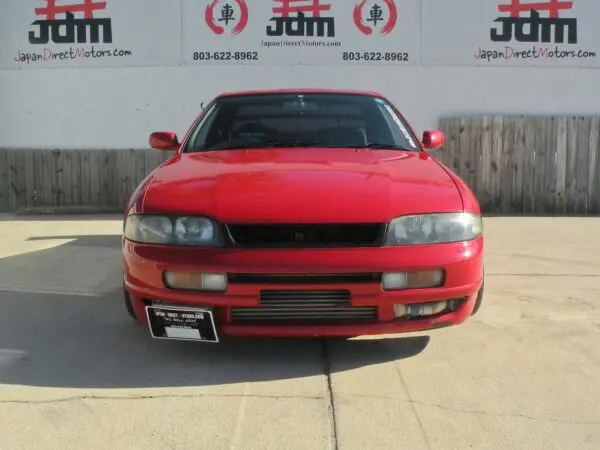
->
[183,93,421,152]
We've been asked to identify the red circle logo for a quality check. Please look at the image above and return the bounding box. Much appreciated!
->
[205,0,249,35]
[353,0,398,36]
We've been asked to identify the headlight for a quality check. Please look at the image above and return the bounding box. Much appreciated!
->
[123,214,224,246]
[384,212,482,246]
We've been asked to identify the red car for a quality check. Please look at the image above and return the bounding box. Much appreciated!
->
[122,88,484,343]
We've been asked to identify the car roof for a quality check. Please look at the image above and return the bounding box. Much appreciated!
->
[216,88,387,99]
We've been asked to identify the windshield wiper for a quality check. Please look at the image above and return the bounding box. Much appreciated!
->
[209,138,320,151]
[355,143,415,151]
[259,139,320,148]
[205,140,415,152]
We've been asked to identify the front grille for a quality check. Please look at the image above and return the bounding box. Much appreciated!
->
[228,273,382,284]
[230,290,377,324]
[226,223,384,248]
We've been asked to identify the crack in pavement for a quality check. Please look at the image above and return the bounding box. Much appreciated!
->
[331,393,599,426]
[0,393,325,404]
[228,383,249,450]
[320,339,339,450]
[409,400,600,426]
[380,342,433,450]
[3,392,597,427]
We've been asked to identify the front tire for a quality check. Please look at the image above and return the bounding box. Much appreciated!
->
[471,277,484,315]
[123,281,138,321]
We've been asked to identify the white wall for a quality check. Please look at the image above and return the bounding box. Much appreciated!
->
[1,0,599,149]
[2,64,599,149]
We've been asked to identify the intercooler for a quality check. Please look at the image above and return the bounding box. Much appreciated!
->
[230,290,378,324]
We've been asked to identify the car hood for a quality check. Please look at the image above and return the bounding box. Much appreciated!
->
[142,148,463,223]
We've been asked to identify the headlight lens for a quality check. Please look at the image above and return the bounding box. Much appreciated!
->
[384,212,482,245]
[124,214,224,246]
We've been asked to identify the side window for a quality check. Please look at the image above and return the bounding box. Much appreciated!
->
[184,103,218,152]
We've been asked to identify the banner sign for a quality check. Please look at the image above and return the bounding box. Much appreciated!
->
[0,0,181,69]
[181,0,420,65]
[421,0,600,67]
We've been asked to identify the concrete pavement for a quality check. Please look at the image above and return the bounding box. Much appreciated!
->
[0,215,598,449]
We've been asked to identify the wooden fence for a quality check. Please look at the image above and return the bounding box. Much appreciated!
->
[0,148,172,213]
[0,115,599,215]
[437,116,599,215]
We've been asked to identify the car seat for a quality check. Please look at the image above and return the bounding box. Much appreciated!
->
[320,127,368,147]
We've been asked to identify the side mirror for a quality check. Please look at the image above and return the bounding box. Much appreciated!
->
[421,130,445,151]
[149,131,180,151]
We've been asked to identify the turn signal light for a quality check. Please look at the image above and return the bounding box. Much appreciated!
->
[163,271,227,292]
[382,270,444,291]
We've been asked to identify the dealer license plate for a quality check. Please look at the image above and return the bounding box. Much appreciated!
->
[145,305,219,343]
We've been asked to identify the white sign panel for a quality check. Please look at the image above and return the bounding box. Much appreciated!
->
[422,0,600,67]
[0,0,181,69]
[182,0,420,65]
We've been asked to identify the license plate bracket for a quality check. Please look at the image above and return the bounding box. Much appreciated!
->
[146,305,219,343]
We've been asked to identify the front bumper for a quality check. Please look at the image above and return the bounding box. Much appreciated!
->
[123,237,484,338]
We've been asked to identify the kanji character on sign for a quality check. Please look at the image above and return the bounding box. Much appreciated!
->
[218,3,236,26]
[272,0,332,18]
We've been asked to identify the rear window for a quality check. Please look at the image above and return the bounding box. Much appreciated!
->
[184,93,419,152]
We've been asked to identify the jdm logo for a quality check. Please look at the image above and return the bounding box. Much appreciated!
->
[490,0,578,44]
[266,0,336,38]
[353,0,398,36]
[28,0,113,45]
[205,0,249,35]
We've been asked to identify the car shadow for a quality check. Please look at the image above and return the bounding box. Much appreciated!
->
[26,234,123,248]
[0,233,431,389]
